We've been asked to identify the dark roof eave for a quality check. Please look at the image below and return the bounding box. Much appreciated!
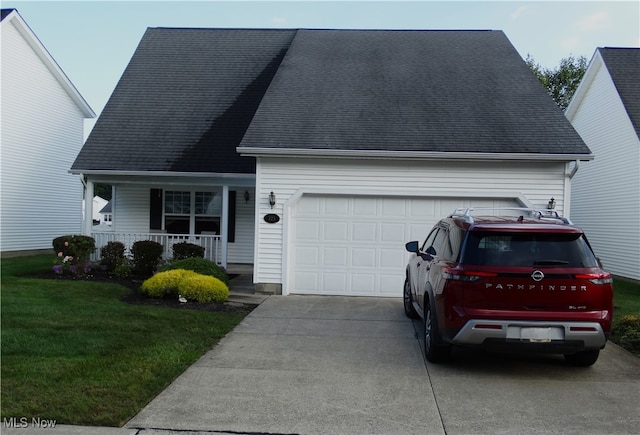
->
[236,147,594,162]
[69,169,257,178]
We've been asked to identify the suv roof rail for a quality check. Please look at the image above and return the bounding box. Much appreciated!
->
[449,207,572,225]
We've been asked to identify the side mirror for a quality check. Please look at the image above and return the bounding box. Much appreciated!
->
[405,241,419,253]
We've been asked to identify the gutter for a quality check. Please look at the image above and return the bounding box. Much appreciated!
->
[69,169,256,179]
[236,147,594,162]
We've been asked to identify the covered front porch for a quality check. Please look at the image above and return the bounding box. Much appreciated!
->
[80,172,256,270]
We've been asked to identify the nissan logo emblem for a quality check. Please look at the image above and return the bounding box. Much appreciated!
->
[531,270,545,282]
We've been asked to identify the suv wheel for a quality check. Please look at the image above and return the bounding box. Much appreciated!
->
[423,298,450,363]
[403,278,418,319]
[564,350,600,367]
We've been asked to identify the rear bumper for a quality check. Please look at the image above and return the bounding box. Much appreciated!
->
[452,319,607,353]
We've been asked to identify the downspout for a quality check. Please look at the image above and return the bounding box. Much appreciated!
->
[84,177,94,237]
[564,160,580,219]
[569,159,580,179]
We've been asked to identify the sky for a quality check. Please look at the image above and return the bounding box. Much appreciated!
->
[3,0,639,137]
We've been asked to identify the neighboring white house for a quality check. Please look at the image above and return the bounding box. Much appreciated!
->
[566,47,640,281]
[72,28,592,296]
[1,9,95,255]
[92,196,109,223]
[98,200,112,226]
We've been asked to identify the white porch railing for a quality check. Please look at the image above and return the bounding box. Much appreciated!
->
[91,232,222,266]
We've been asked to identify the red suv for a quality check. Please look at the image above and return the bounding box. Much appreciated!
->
[404,208,613,366]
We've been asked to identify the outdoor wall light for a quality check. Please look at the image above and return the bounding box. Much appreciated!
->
[269,191,276,209]
[547,197,556,209]
[244,190,250,203]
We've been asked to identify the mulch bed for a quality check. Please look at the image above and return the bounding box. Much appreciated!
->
[27,270,257,314]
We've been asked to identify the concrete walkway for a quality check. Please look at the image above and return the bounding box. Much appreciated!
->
[125,295,439,434]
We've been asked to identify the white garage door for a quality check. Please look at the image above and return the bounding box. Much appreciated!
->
[290,195,518,297]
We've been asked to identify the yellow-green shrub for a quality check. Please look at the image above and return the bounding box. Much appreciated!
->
[177,274,229,303]
[141,269,197,298]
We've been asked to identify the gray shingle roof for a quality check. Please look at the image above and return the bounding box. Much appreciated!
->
[240,29,589,155]
[73,28,590,174]
[72,28,297,173]
[599,47,640,139]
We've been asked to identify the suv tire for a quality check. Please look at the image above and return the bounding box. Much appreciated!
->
[564,350,600,367]
[403,278,418,319]
[423,297,450,363]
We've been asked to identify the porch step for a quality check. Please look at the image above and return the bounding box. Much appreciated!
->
[228,274,255,295]
[226,263,253,274]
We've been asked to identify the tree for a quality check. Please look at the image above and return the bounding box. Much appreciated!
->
[526,54,587,110]
[94,183,112,201]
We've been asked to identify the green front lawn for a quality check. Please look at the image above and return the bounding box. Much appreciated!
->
[611,278,640,357]
[1,255,248,427]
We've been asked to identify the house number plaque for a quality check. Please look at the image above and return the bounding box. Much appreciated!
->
[264,213,280,224]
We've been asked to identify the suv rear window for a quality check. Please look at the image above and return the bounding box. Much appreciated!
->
[460,232,599,268]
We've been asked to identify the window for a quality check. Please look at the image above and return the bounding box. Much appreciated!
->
[461,232,599,267]
[164,190,220,235]
[149,189,236,240]
[432,226,449,259]
[421,227,440,252]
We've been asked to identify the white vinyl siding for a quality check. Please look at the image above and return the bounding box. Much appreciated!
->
[568,58,640,280]
[112,187,150,233]
[255,157,569,289]
[1,15,91,252]
[228,189,255,264]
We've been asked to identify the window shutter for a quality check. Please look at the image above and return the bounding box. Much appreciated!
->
[149,189,163,230]
[228,191,236,243]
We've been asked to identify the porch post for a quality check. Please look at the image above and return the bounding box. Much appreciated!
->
[220,185,229,269]
[84,178,94,236]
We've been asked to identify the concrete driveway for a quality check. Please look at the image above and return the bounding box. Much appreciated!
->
[126,295,640,435]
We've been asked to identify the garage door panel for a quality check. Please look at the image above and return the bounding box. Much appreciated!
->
[353,197,377,215]
[297,221,320,240]
[291,195,519,296]
[324,197,349,215]
[352,248,376,267]
[380,248,404,268]
[350,274,375,294]
[296,272,320,292]
[323,273,346,292]
[381,198,406,217]
[297,196,320,214]
[324,221,348,241]
[352,222,377,241]
[296,247,319,265]
[380,275,401,296]
[410,199,437,217]
[381,222,406,242]
[324,247,347,266]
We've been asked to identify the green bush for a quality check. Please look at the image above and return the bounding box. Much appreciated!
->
[114,260,133,278]
[141,269,197,298]
[52,235,96,264]
[161,257,229,285]
[131,240,164,276]
[100,241,126,272]
[172,242,205,261]
[611,315,640,356]
[178,274,229,303]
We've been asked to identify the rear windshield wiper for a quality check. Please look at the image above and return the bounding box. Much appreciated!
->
[533,260,570,266]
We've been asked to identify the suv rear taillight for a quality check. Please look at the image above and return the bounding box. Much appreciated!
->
[442,268,497,282]
[574,272,613,285]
